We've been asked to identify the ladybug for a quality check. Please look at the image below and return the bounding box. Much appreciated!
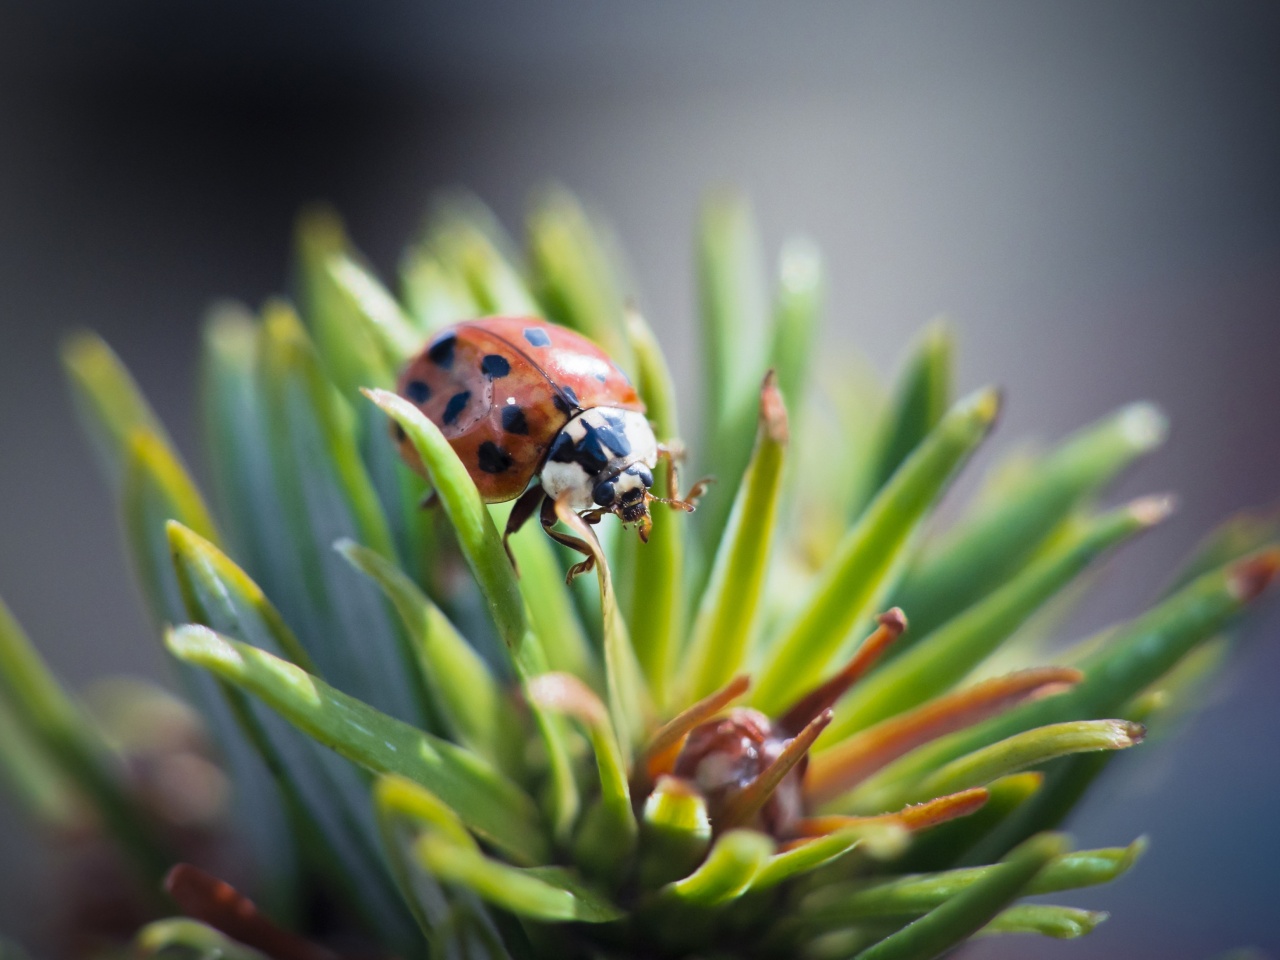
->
[393,316,706,580]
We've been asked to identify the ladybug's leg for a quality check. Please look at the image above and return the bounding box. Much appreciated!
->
[540,496,597,583]
[654,442,712,511]
[502,484,546,573]
[657,439,685,485]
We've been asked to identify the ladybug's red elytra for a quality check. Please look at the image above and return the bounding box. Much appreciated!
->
[394,316,707,581]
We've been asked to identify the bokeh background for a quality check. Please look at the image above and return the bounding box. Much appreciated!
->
[2,2,1279,956]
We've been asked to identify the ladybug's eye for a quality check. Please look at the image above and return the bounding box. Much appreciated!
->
[592,479,617,506]
[636,466,654,489]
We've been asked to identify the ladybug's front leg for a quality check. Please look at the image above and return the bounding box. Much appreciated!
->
[501,484,547,574]
[655,441,712,511]
[539,495,597,583]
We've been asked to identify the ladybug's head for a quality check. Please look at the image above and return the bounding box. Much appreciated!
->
[591,461,655,538]
[542,407,661,538]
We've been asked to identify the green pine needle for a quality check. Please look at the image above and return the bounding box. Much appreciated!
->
[0,186,1272,960]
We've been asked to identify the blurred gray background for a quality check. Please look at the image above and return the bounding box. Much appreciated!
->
[2,2,1279,956]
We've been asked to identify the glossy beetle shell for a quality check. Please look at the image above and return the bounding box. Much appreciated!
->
[394,316,644,501]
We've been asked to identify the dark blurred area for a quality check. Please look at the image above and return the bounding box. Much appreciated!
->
[3,2,1280,955]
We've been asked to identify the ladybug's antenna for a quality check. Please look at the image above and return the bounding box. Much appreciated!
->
[645,491,699,513]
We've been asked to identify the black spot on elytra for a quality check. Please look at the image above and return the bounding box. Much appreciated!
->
[502,405,529,435]
[427,333,457,369]
[443,391,470,425]
[481,354,511,379]
[523,327,551,347]
[552,385,581,414]
[405,380,431,404]
[594,372,608,383]
[477,441,513,474]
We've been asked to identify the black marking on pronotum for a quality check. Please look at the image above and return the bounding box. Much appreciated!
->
[501,405,529,435]
[427,333,457,369]
[548,411,632,478]
[405,380,431,404]
[443,391,470,425]
[548,431,605,475]
[552,384,581,414]
[523,327,552,347]
[477,441,513,474]
[481,354,511,379]
[594,410,632,458]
